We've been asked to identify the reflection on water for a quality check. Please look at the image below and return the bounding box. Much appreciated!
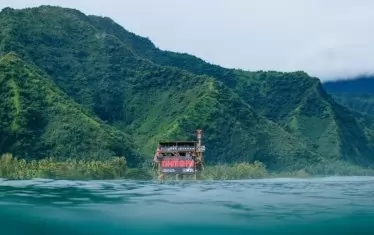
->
[0,177,374,235]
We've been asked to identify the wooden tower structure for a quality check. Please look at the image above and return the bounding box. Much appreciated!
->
[152,129,205,181]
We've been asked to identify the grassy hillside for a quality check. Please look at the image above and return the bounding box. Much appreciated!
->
[1,5,374,171]
[0,52,140,166]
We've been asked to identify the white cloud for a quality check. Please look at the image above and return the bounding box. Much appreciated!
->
[2,0,374,80]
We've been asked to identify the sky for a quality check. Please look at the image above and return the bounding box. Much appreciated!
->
[1,0,374,81]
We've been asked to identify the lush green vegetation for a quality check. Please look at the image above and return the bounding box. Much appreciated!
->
[1,5,374,179]
[0,153,129,180]
[331,94,374,117]
[2,153,373,181]
[323,76,374,117]
[201,161,269,180]
[0,52,142,166]
[88,9,374,167]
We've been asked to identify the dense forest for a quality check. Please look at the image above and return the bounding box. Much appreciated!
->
[1,5,374,178]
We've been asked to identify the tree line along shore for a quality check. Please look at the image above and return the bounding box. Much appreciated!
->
[1,154,374,181]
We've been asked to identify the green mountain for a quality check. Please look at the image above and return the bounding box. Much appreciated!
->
[88,13,374,165]
[323,76,374,117]
[322,77,374,157]
[1,5,374,170]
[0,52,140,165]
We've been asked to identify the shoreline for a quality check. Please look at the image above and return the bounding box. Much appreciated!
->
[2,154,374,181]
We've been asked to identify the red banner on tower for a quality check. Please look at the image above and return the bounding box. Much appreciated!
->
[160,157,196,174]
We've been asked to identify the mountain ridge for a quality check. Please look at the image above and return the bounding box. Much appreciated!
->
[323,76,374,117]
[84,8,374,165]
[1,5,374,170]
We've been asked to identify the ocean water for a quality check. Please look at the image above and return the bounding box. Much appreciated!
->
[0,177,374,235]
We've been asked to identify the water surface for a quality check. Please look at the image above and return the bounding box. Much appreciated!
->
[1,177,373,234]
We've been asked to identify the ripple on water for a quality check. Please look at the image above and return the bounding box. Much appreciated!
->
[0,177,374,234]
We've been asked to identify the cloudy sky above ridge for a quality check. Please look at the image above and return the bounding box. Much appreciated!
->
[2,0,374,81]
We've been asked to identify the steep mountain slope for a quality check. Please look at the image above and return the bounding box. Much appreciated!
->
[87,12,374,165]
[0,52,140,165]
[126,72,322,170]
[323,76,374,116]
[232,71,374,164]
[0,6,322,170]
[1,5,374,169]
